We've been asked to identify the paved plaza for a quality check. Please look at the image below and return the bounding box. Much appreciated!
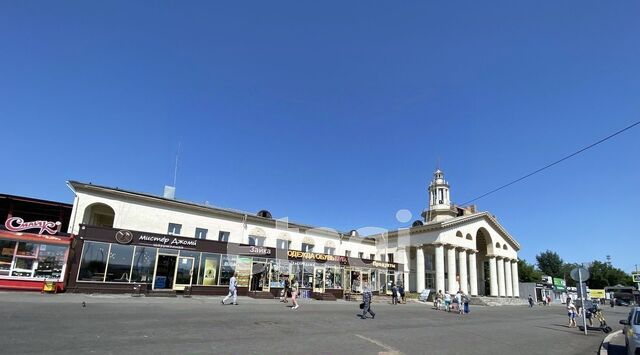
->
[0,292,631,355]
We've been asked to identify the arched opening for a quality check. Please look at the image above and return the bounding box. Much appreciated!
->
[82,203,115,228]
[495,242,501,249]
[465,233,473,241]
[503,245,508,250]
[475,228,494,296]
[257,210,272,219]
[456,231,463,238]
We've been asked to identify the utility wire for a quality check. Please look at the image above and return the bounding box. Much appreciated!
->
[461,120,640,205]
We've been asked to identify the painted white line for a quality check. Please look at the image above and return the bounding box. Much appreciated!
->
[599,329,622,355]
[354,333,403,355]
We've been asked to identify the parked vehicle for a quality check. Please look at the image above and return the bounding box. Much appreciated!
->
[617,299,632,307]
[619,306,640,355]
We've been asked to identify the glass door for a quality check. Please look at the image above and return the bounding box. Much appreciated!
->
[153,254,177,290]
[262,262,271,293]
[313,266,325,293]
[173,256,194,291]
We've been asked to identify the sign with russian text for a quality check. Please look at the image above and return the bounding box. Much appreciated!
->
[5,217,61,235]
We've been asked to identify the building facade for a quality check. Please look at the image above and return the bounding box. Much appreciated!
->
[64,169,520,299]
[372,170,521,298]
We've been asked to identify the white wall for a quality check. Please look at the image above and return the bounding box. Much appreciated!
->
[70,188,377,258]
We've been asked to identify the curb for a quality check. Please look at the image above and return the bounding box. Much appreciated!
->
[599,329,622,355]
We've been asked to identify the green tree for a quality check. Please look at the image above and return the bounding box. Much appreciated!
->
[536,250,564,278]
[560,262,582,287]
[518,259,542,282]
[588,260,634,289]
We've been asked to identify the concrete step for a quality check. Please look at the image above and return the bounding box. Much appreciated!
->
[146,290,177,297]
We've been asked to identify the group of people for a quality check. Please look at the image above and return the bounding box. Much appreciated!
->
[433,290,470,315]
[279,276,300,310]
[390,284,406,305]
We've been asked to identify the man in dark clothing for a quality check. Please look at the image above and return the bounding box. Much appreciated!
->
[361,283,376,319]
[282,277,290,303]
[391,284,398,305]
[528,295,534,308]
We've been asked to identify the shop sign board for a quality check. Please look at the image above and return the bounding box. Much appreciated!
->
[113,229,198,250]
[5,217,62,235]
[553,277,566,292]
[287,250,348,264]
[589,289,606,299]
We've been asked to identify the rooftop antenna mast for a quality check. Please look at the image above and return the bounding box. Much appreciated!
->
[173,142,181,187]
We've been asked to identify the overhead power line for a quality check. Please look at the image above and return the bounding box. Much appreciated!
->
[462,120,640,205]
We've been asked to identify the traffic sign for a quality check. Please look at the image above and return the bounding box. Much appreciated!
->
[633,273,640,283]
[570,267,590,282]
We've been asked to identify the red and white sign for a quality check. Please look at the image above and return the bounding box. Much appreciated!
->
[4,217,61,235]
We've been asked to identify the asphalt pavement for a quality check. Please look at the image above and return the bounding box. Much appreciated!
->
[0,292,631,355]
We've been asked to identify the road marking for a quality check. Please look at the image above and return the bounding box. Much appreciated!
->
[599,329,622,355]
[354,334,403,355]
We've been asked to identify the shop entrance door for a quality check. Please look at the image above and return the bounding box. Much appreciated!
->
[362,271,370,290]
[153,254,177,290]
[173,256,195,291]
[250,262,270,292]
[313,267,325,294]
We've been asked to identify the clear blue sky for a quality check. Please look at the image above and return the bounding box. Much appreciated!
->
[1,2,639,273]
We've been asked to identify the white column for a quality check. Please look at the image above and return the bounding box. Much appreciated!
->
[505,258,513,297]
[398,247,410,289]
[489,256,498,296]
[497,257,506,297]
[435,244,445,293]
[468,251,478,296]
[512,260,520,297]
[458,248,468,294]
[416,246,425,292]
[447,245,457,293]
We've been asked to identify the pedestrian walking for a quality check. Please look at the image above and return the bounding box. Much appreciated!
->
[434,290,443,310]
[290,276,299,310]
[391,284,398,305]
[361,282,375,319]
[566,297,577,327]
[455,291,463,315]
[221,272,238,305]
[444,292,452,312]
[462,293,470,314]
[528,295,534,308]
[399,284,406,304]
[281,277,290,303]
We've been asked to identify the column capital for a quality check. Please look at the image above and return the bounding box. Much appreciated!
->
[503,257,511,262]
[456,247,467,252]
[495,255,504,260]
[511,259,519,264]
[432,242,444,247]
[486,254,497,259]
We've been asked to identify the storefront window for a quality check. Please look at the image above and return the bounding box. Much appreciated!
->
[291,263,303,285]
[78,241,110,281]
[380,273,387,294]
[16,242,38,257]
[325,268,335,289]
[0,240,16,275]
[105,244,134,282]
[269,260,289,288]
[219,255,237,286]
[371,270,377,291]
[334,267,343,289]
[179,251,200,284]
[350,270,361,292]
[34,245,67,280]
[131,247,156,284]
[302,265,313,288]
[13,257,35,276]
[199,253,221,286]
[344,268,351,292]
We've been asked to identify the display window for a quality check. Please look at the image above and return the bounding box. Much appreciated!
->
[219,255,237,286]
[78,241,110,281]
[199,253,221,286]
[302,264,313,288]
[131,247,157,284]
[0,238,69,281]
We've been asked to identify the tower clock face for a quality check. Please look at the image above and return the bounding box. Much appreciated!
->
[115,230,134,244]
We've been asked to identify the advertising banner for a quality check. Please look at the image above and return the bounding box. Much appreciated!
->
[203,256,219,286]
[589,289,605,299]
[553,278,566,292]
